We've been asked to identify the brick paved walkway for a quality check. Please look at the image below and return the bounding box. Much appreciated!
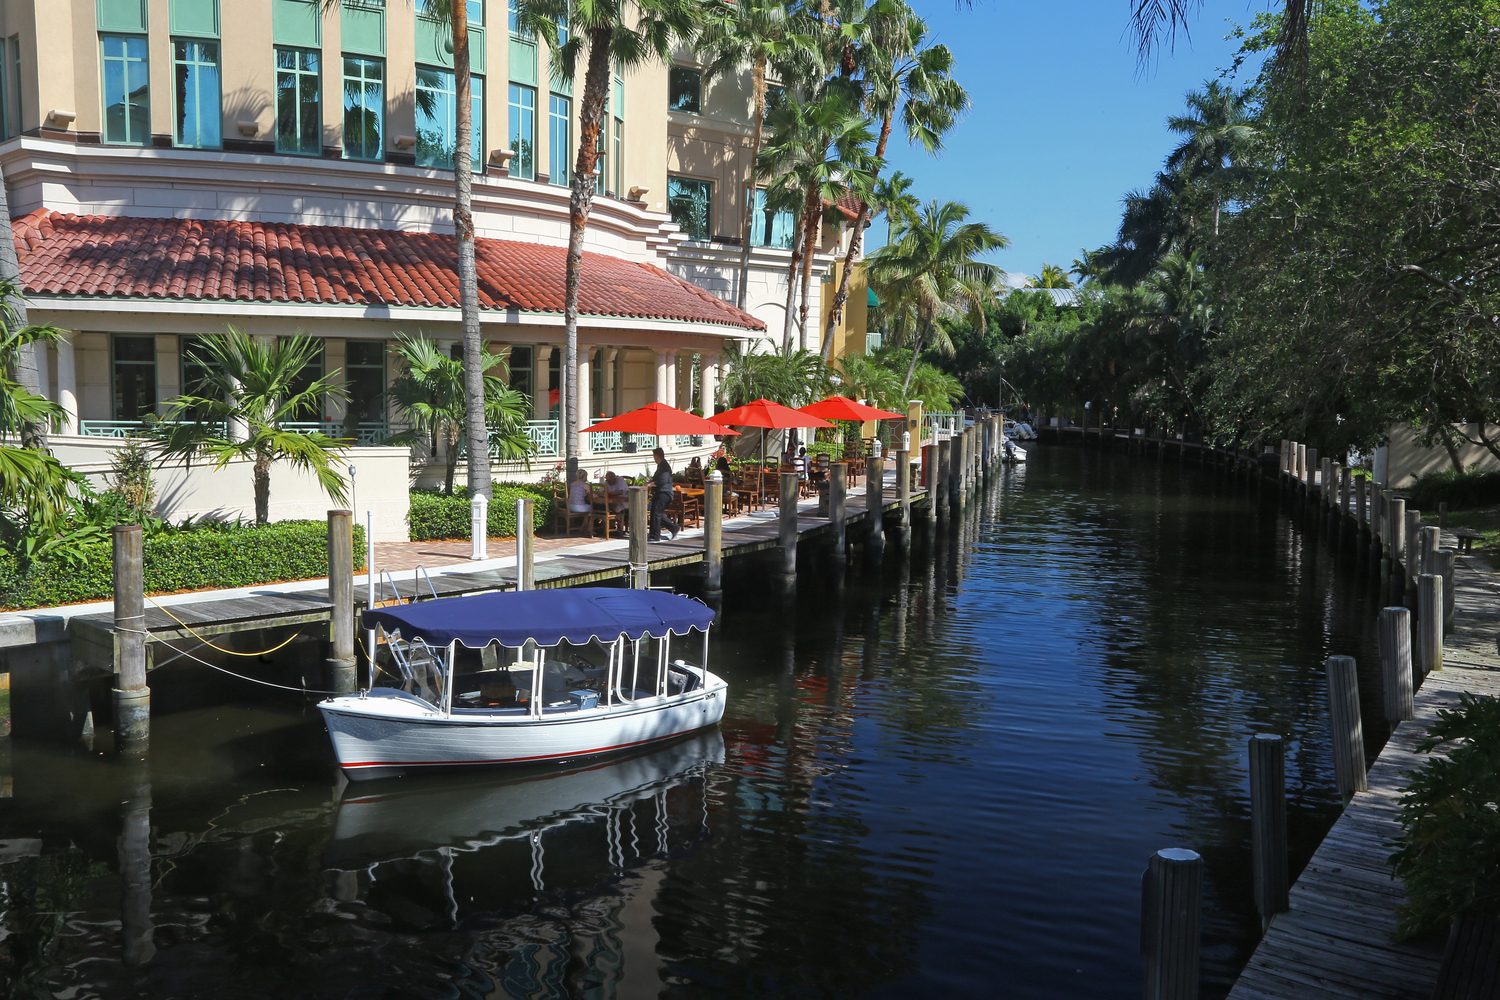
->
[373,533,600,571]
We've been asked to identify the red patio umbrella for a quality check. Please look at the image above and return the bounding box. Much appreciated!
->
[584,401,739,437]
[710,399,832,478]
[798,396,906,422]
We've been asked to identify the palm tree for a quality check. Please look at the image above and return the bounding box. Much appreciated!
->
[865,199,1006,393]
[1129,0,1311,80]
[1165,80,1256,235]
[0,173,47,450]
[517,0,701,484]
[719,341,831,408]
[0,281,73,536]
[834,351,902,410]
[156,330,350,525]
[387,334,535,494]
[759,82,877,353]
[821,3,967,362]
[327,0,490,499]
[872,170,919,244]
[697,0,816,311]
[1028,264,1074,289]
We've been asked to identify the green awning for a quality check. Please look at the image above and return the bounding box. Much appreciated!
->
[867,288,879,308]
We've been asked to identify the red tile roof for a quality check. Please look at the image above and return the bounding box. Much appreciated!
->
[11,210,764,331]
[828,191,875,223]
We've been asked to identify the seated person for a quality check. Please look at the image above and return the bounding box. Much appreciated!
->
[603,470,629,511]
[567,469,591,513]
[713,453,733,478]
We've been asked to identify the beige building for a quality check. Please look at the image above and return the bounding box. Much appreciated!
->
[0,0,866,530]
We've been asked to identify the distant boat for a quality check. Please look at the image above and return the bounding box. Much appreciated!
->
[319,588,727,781]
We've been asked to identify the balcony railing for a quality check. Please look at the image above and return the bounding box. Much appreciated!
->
[78,420,150,438]
[923,411,965,441]
[79,419,404,446]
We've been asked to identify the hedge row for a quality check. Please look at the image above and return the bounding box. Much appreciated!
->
[409,486,552,541]
[1404,468,1500,510]
[0,521,366,611]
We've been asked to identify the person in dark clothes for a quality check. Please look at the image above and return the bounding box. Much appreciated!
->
[713,452,732,478]
[648,447,679,541]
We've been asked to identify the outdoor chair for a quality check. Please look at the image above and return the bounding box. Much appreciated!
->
[670,488,703,530]
[556,483,592,537]
[589,484,623,539]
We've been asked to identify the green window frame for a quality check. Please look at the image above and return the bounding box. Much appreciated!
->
[508,82,535,180]
[172,39,221,148]
[612,116,622,196]
[344,340,386,422]
[343,56,384,160]
[415,65,482,170]
[548,92,569,186]
[113,335,157,421]
[275,47,321,155]
[594,122,606,196]
[668,66,700,114]
[283,336,326,419]
[100,34,150,145]
[667,175,712,242]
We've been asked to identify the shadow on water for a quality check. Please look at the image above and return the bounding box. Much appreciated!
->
[0,445,1382,999]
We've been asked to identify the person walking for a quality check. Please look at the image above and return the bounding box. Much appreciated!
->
[648,447,679,541]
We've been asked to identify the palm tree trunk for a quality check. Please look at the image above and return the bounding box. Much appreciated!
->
[820,109,894,363]
[796,180,822,352]
[781,235,801,354]
[0,167,46,449]
[254,450,272,525]
[453,11,490,499]
[563,29,614,478]
[735,57,768,312]
[901,323,929,395]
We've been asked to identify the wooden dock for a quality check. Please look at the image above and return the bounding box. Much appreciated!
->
[1225,551,1500,1000]
[64,479,926,678]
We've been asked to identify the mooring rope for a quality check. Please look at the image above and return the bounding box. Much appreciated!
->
[151,636,347,696]
[146,593,302,657]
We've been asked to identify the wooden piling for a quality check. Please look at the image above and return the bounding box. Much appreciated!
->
[112,524,150,749]
[1321,457,1332,505]
[1434,548,1456,636]
[1388,497,1406,573]
[1405,509,1422,582]
[1439,502,1448,531]
[1419,525,1439,578]
[1378,606,1414,723]
[629,486,649,589]
[1325,655,1367,803]
[896,448,911,535]
[325,510,356,694]
[517,497,536,591]
[947,436,962,507]
[933,440,948,515]
[921,443,936,499]
[1339,465,1350,519]
[704,479,723,593]
[1141,848,1203,1000]
[865,452,884,552]
[830,462,848,560]
[1418,573,1443,676]
[779,472,799,582]
[119,762,154,965]
[1356,475,1367,528]
[1249,733,1289,925]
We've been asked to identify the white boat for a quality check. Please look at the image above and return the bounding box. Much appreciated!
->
[318,588,727,781]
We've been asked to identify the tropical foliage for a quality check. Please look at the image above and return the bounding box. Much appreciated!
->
[155,330,350,525]
[387,334,534,493]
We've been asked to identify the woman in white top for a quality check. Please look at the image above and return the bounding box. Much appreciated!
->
[567,470,592,513]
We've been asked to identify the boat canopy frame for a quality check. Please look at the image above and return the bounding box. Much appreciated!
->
[361,587,716,651]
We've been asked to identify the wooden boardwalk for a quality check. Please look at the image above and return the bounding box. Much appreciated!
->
[64,479,924,677]
[1226,548,1500,1000]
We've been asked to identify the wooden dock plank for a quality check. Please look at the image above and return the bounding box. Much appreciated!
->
[1225,553,1497,1000]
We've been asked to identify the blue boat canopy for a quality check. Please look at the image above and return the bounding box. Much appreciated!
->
[361,587,716,649]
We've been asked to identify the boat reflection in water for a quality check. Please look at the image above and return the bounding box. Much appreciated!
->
[324,730,726,998]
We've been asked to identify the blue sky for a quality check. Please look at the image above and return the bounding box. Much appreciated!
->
[873,0,1269,282]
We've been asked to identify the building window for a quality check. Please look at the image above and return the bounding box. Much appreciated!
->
[343,56,384,160]
[283,337,326,419]
[766,84,785,116]
[594,124,606,196]
[508,344,533,406]
[101,34,150,145]
[668,66,700,114]
[178,334,224,420]
[415,66,482,170]
[548,93,569,186]
[173,39,221,148]
[468,0,483,24]
[344,340,386,422]
[612,116,622,196]
[508,82,535,180]
[668,176,712,242]
[750,188,796,249]
[275,47,321,154]
[113,335,157,421]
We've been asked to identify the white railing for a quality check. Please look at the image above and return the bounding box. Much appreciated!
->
[283,421,406,446]
[79,420,150,438]
[523,419,559,457]
[923,411,965,441]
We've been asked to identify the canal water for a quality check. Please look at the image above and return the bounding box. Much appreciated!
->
[0,445,1388,999]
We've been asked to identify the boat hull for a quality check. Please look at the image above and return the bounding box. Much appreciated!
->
[319,678,727,781]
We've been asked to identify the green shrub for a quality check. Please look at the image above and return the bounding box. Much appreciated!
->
[1405,468,1500,510]
[408,485,551,541]
[0,521,366,611]
[1389,694,1500,938]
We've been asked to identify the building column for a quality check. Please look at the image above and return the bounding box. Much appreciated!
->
[534,346,553,421]
[576,347,592,456]
[665,350,679,408]
[56,332,78,436]
[602,348,618,417]
[701,352,719,414]
[676,353,693,412]
[654,349,672,405]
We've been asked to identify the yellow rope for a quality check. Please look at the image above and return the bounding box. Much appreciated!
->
[146,593,302,657]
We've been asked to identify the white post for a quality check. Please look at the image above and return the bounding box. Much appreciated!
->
[701,352,719,411]
[56,332,78,435]
[576,346,592,455]
[470,493,488,560]
[654,349,672,404]
[365,509,376,673]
